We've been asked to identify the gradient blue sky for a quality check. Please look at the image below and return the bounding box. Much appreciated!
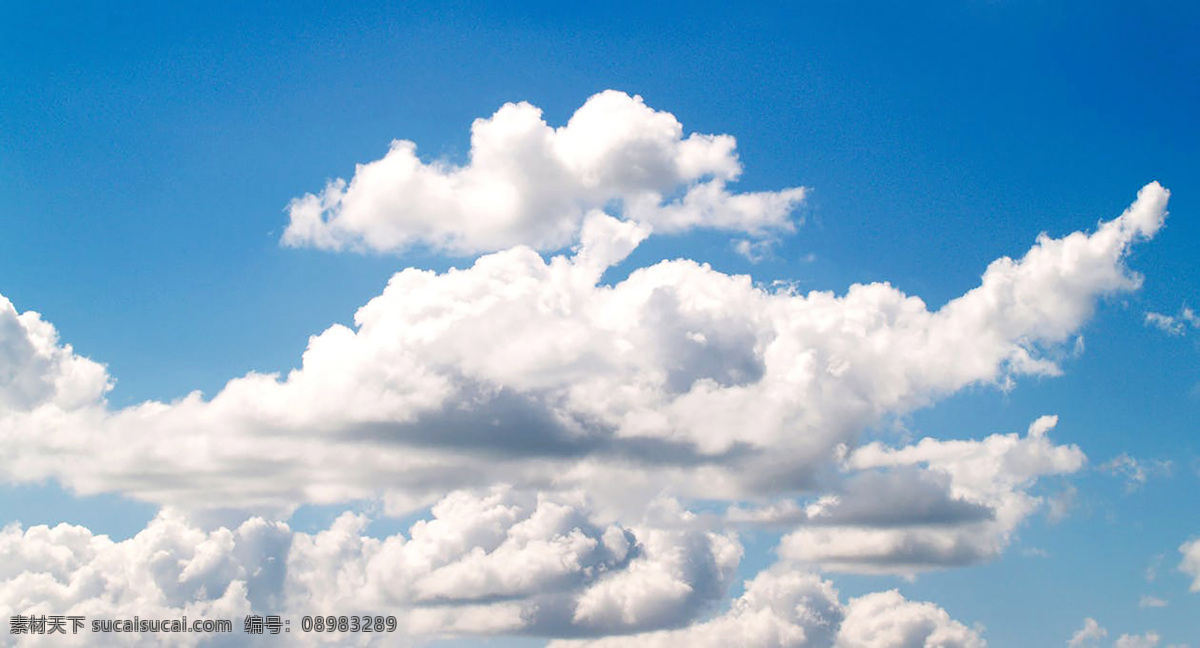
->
[1,2,1198,646]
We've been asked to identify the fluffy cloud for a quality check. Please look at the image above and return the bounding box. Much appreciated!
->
[0,510,273,646]
[291,490,741,638]
[835,590,985,648]
[0,79,1182,647]
[282,91,806,254]
[773,416,1084,574]
[1069,618,1108,647]
[0,183,1168,518]
[0,295,109,413]
[1114,633,1162,648]
[549,568,984,648]
[0,85,1175,635]
[0,504,990,645]
[0,488,739,645]
[0,81,1181,646]
[1180,537,1200,592]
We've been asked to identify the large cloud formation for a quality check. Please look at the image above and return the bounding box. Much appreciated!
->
[0,488,740,646]
[550,568,985,648]
[0,503,986,648]
[0,182,1167,518]
[552,569,846,648]
[0,91,1178,645]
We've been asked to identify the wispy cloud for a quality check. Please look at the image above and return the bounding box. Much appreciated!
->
[1139,595,1168,608]
[1144,306,1200,336]
[1100,454,1173,492]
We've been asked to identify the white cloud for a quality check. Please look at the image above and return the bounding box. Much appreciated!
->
[0,510,270,646]
[0,183,1168,518]
[0,72,1184,646]
[2,507,985,645]
[732,237,779,263]
[288,488,742,638]
[1180,538,1200,592]
[1100,454,1173,492]
[1144,306,1199,336]
[1069,619,1174,648]
[1069,618,1108,647]
[282,90,806,255]
[835,589,985,648]
[549,568,984,648]
[0,294,110,413]
[1145,312,1185,336]
[1138,595,1168,608]
[1115,632,1162,648]
[778,416,1085,574]
[0,488,740,644]
[0,76,1182,646]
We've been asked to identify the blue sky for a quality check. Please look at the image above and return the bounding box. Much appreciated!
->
[1,1,1197,646]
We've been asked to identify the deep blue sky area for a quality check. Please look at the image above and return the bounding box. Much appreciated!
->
[1,2,1198,646]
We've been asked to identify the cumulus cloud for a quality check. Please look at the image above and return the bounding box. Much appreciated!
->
[290,488,742,638]
[1,504,988,645]
[835,590,985,648]
[0,77,1180,646]
[549,568,984,648]
[0,295,110,412]
[776,416,1085,574]
[0,85,1175,637]
[0,184,1169,518]
[282,90,806,255]
[1181,538,1200,592]
[0,488,740,645]
[0,511,273,646]
[1069,618,1108,647]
